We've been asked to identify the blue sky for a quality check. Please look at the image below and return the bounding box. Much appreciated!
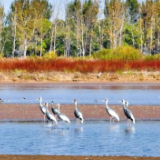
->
[1,0,145,20]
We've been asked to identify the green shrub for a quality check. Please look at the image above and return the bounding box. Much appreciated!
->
[144,54,160,61]
[0,53,4,59]
[43,51,57,59]
[113,46,142,60]
[93,46,142,60]
[93,49,114,60]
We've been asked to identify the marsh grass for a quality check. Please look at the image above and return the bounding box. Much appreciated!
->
[0,58,160,73]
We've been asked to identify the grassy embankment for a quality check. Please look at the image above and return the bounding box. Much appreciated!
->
[0,57,160,82]
[0,46,160,82]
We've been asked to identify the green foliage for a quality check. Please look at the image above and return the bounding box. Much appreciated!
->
[144,54,160,61]
[43,50,57,59]
[126,0,139,22]
[0,52,4,58]
[93,46,142,60]
[93,49,114,60]
[114,46,142,60]
[123,23,141,48]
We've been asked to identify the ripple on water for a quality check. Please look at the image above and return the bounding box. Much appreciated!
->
[0,121,160,156]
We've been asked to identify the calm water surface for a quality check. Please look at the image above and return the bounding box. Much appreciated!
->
[0,121,160,156]
[0,83,160,105]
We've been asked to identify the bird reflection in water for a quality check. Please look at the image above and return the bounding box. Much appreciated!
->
[125,125,135,134]
[75,126,84,133]
[109,124,120,132]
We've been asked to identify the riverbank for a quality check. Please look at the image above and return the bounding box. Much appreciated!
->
[0,155,159,160]
[0,71,160,83]
[0,104,160,121]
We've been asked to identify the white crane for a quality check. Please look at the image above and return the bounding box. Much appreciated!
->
[73,99,84,123]
[38,97,46,122]
[103,99,120,122]
[56,103,70,123]
[51,101,60,116]
[45,102,57,125]
[120,99,135,124]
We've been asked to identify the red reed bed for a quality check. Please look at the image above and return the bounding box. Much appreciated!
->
[0,58,160,73]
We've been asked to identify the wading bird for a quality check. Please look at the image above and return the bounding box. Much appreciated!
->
[103,99,120,122]
[51,101,60,116]
[38,97,46,122]
[56,103,70,124]
[0,98,4,103]
[73,99,84,123]
[45,102,57,125]
[121,99,135,124]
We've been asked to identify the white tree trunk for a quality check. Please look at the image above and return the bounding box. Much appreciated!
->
[53,22,57,53]
[40,38,43,57]
[23,38,28,58]
[12,13,17,57]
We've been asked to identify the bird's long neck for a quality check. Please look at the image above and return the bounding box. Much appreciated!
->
[74,102,78,110]
[39,99,42,105]
[123,103,127,109]
[58,105,60,112]
[46,104,49,112]
[122,102,127,111]
[105,102,109,109]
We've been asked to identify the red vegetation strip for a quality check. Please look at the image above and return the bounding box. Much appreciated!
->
[0,59,160,72]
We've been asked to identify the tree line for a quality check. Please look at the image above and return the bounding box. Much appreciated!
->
[0,0,160,58]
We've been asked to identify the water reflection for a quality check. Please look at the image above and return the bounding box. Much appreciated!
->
[0,121,160,156]
[124,126,135,134]
[74,127,84,133]
[109,124,120,132]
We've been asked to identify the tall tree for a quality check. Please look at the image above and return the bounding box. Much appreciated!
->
[0,3,4,54]
[10,0,52,58]
[83,0,99,56]
[126,0,139,23]
[104,0,125,49]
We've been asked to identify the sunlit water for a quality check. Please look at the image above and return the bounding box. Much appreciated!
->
[0,83,160,105]
[0,121,159,156]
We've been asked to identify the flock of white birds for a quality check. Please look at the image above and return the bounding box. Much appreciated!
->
[38,97,135,126]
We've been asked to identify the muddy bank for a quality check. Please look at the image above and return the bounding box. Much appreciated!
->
[0,155,159,160]
[0,104,160,121]
[0,71,160,83]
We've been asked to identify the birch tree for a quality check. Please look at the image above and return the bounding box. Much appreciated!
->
[105,0,125,49]
[49,0,62,53]
[0,3,4,54]
[83,0,99,56]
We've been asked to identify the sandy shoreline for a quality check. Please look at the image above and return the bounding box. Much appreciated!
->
[0,71,160,83]
[0,104,160,121]
[0,155,159,160]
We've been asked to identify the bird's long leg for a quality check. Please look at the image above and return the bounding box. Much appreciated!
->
[112,117,115,123]
[76,118,78,124]
[43,115,45,123]
[127,119,131,126]
[52,122,56,129]
[109,117,112,123]
[62,121,64,130]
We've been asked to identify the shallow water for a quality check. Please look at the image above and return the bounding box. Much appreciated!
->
[0,121,159,156]
[0,83,160,105]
